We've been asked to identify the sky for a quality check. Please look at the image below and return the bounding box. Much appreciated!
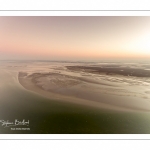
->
[0,16,150,60]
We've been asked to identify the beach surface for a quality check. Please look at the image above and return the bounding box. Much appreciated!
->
[18,63,150,112]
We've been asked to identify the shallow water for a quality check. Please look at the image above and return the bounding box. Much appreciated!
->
[1,61,150,134]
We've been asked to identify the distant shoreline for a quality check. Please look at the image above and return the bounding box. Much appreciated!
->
[66,65,150,77]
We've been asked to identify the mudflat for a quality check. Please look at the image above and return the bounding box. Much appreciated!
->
[18,64,150,112]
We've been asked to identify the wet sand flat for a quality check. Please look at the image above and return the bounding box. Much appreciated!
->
[18,64,150,112]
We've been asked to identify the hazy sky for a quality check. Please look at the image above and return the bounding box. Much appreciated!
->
[0,16,150,60]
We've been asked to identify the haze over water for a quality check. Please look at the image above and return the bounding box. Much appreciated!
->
[1,17,150,60]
